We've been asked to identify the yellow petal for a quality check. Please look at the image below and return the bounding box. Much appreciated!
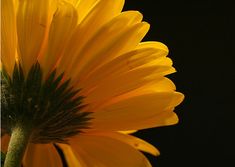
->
[58,11,143,81]
[58,0,124,76]
[109,77,176,103]
[138,41,169,53]
[90,92,184,131]
[69,134,152,167]
[71,22,150,84]
[144,57,173,68]
[39,1,78,76]
[79,43,170,93]
[87,131,160,156]
[57,144,87,167]
[132,77,176,94]
[23,143,62,167]
[93,110,179,131]
[1,0,17,75]
[75,0,98,23]
[65,0,80,7]
[119,130,138,134]
[83,65,170,107]
[77,0,124,37]
[17,0,56,74]
[134,109,180,129]
[67,0,101,23]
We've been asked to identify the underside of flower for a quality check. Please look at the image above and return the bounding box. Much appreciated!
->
[1,0,185,166]
[1,62,91,143]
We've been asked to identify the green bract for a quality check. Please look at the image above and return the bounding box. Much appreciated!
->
[1,62,91,143]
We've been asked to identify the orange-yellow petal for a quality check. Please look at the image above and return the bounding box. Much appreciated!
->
[119,130,138,134]
[71,22,150,83]
[82,60,175,110]
[39,0,78,76]
[86,131,160,156]
[76,0,120,23]
[69,134,152,167]
[23,143,62,167]
[17,0,56,74]
[1,0,17,75]
[78,41,168,91]
[58,0,124,76]
[134,109,180,129]
[57,144,87,167]
[90,92,184,131]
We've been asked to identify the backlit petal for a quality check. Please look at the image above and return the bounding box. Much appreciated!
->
[17,0,56,74]
[81,58,175,110]
[23,143,62,167]
[119,130,138,134]
[69,134,152,167]
[1,0,17,75]
[90,92,184,131]
[58,0,124,76]
[57,144,87,167]
[71,22,149,83]
[79,41,168,90]
[86,131,160,156]
[39,1,78,76]
[57,11,143,79]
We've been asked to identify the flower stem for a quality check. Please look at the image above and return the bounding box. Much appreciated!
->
[4,125,32,167]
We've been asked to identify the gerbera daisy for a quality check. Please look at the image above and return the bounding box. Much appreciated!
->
[1,0,184,166]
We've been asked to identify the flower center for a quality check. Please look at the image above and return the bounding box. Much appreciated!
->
[1,62,91,143]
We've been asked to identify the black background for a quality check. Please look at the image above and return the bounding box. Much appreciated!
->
[124,1,234,167]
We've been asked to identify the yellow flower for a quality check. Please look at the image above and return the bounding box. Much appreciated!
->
[1,0,184,166]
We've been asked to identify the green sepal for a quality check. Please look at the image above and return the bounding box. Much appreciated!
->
[1,62,91,143]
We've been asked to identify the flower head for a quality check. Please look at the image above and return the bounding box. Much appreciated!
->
[1,0,184,166]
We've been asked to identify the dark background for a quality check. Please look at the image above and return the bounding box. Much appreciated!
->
[124,1,234,167]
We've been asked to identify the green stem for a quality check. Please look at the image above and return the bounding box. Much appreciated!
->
[4,125,32,167]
